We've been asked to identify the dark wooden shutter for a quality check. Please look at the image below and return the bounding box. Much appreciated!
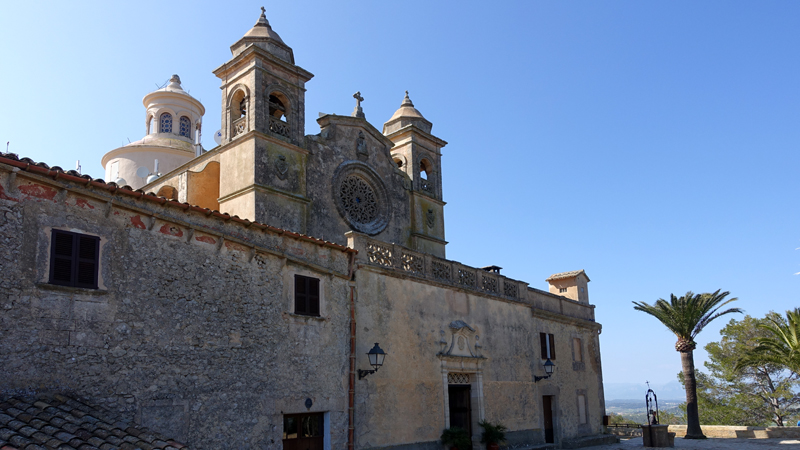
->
[294,275,320,316]
[308,277,319,316]
[548,333,556,360]
[49,230,99,288]
[540,332,548,359]
[295,275,307,314]
[50,231,74,285]
[76,235,99,288]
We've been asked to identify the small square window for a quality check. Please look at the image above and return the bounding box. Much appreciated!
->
[580,287,585,293]
[559,287,567,293]
[49,230,100,289]
[294,275,320,316]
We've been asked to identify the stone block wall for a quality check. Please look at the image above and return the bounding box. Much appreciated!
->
[347,233,605,449]
[0,163,353,450]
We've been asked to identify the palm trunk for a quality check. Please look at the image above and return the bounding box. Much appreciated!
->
[681,350,705,439]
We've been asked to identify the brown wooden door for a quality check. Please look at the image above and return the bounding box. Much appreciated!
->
[283,413,324,450]
[448,384,472,436]
[542,395,554,443]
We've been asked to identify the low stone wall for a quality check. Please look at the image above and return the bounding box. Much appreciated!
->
[669,425,800,439]
[606,426,642,437]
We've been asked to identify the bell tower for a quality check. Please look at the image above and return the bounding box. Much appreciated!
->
[215,7,312,146]
[211,8,314,230]
[383,92,448,257]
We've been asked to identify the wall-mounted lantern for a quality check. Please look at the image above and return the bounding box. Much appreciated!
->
[358,343,386,380]
[534,358,555,382]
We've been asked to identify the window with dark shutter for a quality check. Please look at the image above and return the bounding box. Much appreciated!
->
[294,275,320,316]
[540,332,556,360]
[49,230,100,289]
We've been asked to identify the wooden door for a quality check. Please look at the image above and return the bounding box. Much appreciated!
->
[448,384,472,436]
[283,413,324,450]
[542,395,555,444]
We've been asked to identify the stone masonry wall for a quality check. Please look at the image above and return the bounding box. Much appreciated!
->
[347,234,604,449]
[0,163,353,450]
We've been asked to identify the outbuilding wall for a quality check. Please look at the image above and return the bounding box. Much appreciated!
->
[0,163,353,450]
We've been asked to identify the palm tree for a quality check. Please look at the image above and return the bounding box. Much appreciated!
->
[736,308,800,376]
[633,290,741,439]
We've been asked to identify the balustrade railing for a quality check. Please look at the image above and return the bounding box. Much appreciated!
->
[269,116,290,138]
[352,234,596,322]
[420,179,434,196]
[232,117,247,137]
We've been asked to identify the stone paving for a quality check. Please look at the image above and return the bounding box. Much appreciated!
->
[591,437,800,449]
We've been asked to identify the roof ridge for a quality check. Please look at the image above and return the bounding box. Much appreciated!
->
[0,152,356,254]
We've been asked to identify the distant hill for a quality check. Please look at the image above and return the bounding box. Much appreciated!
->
[605,399,684,424]
[604,380,685,402]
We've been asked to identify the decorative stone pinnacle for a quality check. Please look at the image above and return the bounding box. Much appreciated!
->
[256,6,269,26]
[167,74,182,89]
[351,91,365,119]
[401,90,413,107]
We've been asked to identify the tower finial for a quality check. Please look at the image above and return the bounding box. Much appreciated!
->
[401,90,414,107]
[255,6,269,27]
[351,91,365,119]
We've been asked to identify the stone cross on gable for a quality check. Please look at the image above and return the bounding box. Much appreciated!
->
[351,91,365,119]
[261,6,265,14]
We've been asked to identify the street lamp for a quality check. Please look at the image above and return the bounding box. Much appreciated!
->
[358,343,386,380]
[534,358,555,382]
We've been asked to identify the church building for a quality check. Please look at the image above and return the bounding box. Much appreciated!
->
[0,9,612,450]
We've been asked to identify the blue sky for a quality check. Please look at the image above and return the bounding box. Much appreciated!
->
[2,1,798,391]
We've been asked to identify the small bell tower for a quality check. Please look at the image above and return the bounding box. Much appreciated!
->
[211,8,314,230]
[383,92,448,257]
[214,7,313,147]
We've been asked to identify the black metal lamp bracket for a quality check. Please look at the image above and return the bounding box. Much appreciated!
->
[358,369,377,380]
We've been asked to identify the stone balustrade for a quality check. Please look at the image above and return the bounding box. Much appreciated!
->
[269,116,290,138]
[346,232,596,323]
[232,116,246,137]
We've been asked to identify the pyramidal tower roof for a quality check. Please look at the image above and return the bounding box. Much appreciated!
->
[383,91,433,135]
[230,7,294,63]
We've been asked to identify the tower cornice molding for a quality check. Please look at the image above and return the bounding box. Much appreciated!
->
[213,44,314,83]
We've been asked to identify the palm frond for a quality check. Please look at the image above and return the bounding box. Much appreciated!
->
[633,290,742,343]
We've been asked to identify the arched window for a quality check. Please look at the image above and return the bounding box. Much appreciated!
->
[159,113,173,133]
[269,94,287,122]
[268,91,291,138]
[231,90,246,118]
[179,116,191,138]
[419,159,432,180]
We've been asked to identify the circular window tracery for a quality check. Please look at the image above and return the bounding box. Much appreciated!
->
[340,176,379,225]
[332,161,390,235]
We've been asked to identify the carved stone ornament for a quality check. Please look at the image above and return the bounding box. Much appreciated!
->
[356,131,368,156]
[426,208,435,228]
[275,155,288,180]
[332,161,390,235]
[440,320,482,358]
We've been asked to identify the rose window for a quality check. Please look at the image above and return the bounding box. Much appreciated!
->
[339,176,378,225]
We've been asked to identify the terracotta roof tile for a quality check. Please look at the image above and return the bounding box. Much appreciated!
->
[0,152,356,254]
[545,269,590,282]
[0,394,189,450]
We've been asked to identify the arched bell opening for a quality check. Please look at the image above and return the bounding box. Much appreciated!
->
[230,89,248,138]
[268,91,291,139]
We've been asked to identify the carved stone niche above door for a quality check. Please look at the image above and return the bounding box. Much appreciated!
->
[438,320,487,434]
[440,320,483,359]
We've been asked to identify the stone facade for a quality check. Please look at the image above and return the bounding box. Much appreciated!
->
[0,162,353,449]
[0,9,610,450]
